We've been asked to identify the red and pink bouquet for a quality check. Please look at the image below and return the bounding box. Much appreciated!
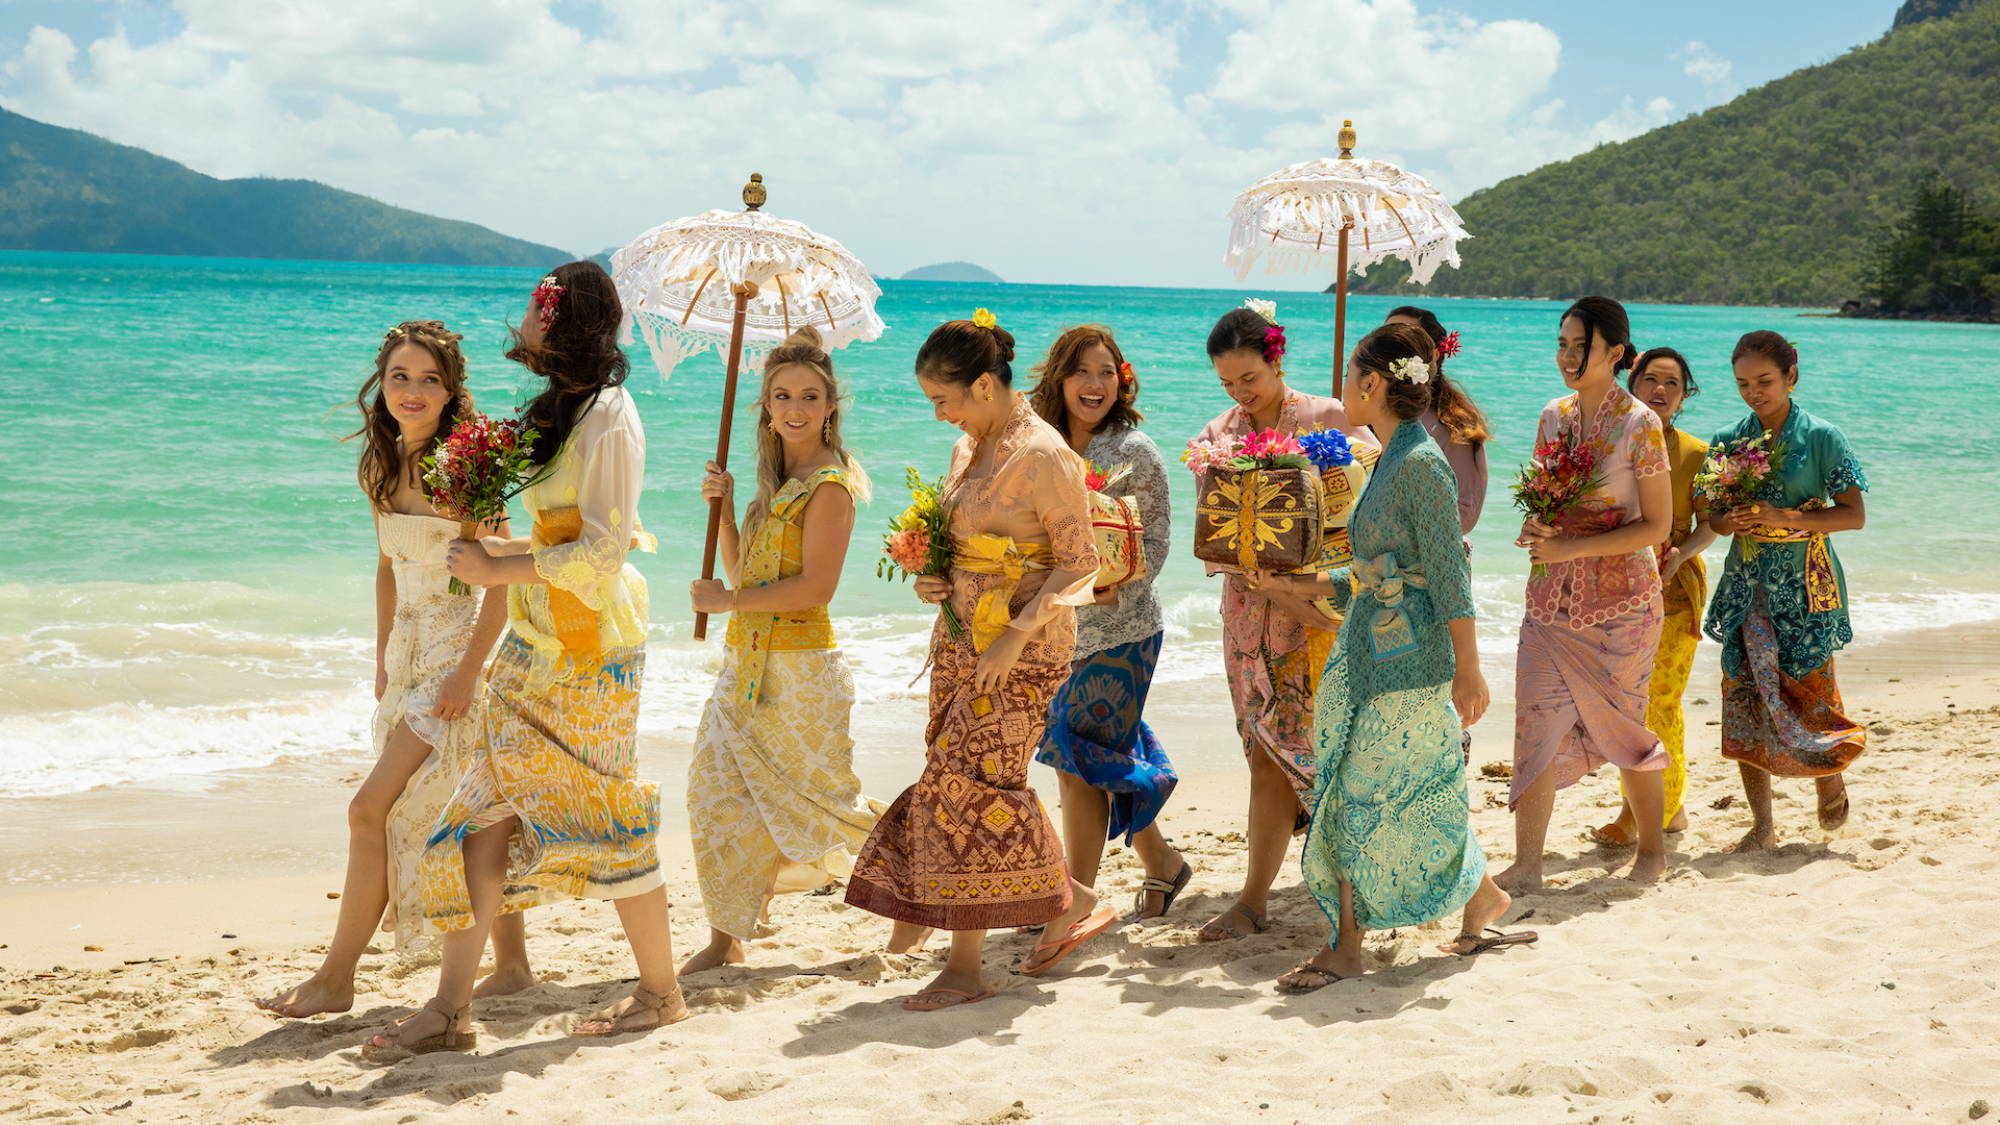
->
[1180,428,1314,475]
[421,412,541,595]
[1510,431,1606,577]
[877,466,962,638]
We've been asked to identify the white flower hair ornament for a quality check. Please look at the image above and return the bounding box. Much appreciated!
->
[1243,298,1278,324]
[1387,356,1432,385]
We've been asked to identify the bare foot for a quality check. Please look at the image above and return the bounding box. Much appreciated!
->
[471,964,537,1000]
[678,935,747,976]
[1490,862,1543,895]
[256,975,354,1019]
[1619,849,1666,884]
[1439,881,1512,954]
[886,922,934,955]
[1666,808,1689,833]
[1721,827,1778,854]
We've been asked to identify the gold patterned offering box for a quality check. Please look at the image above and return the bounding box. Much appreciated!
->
[1194,466,1324,573]
[1317,463,1367,529]
[1089,492,1148,589]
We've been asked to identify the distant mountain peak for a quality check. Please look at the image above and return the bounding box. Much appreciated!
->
[900,261,1004,283]
[1894,0,1980,30]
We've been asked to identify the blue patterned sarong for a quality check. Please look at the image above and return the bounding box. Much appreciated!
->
[1035,632,1178,844]
[1302,645,1485,948]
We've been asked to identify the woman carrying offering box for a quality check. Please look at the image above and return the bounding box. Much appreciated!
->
[1187,301,1377,944]
[845,312,1115,1010]
[1028,325,1188,921]
[1249,322,1526,991]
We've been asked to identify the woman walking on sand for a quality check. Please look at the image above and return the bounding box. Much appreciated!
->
[1705,331,1868,852]
[361,263,687,1059]
[1027,325,1188,921]
[1249,323,1525,991]
[681,327,884,973]
[1590,347,1716,847]
[1498,297,1673,892]
[844,312,1114,1011]
[258,320,536,1019]
[1190,301,1377,944]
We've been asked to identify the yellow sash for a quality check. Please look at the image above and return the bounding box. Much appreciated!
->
[533,508,606,653]
[1747,500,1841,613]
[952,535,1055,654]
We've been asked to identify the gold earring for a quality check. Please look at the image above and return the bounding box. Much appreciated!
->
[822,417,832,441]
[768,419,779,435]
[1359,392,1369,402]
[984,391,993,402]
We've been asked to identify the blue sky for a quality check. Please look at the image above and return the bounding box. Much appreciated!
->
[0,0,1904,286]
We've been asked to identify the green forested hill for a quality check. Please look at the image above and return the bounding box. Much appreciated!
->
[1352,0,2000,306]
[0,108,569,267]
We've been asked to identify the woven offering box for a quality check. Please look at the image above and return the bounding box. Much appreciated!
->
[1089,491,1147,589]
[1194,466,1324,573]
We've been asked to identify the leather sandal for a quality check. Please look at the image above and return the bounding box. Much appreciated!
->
[1195,901,1268,943]
[361,998,477,1062]
[1127,861,1193,921]
[569,983,687,1038]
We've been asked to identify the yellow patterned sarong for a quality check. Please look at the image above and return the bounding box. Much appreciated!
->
[953,535,1054,654]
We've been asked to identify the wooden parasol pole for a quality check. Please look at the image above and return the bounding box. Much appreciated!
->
[1332,119,1357,395]
[694,174,769,642]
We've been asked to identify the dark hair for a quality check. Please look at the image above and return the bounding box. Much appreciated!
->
[1030,324,1143,435]
[1730,330,1799,378]
[507,260,629,465]
[1384,305,1490,447]
[1629,346,1700,408]
[1349,323,1435,422]
[915,316,1017,388]
[1559,295,1636,375]
[347,320,472,513]
[1205,306,1279,363]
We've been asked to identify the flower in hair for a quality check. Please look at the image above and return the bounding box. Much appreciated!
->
[1117,362,1135,387]
[1436,330,1461,359]
[531,275,565,330]
[1243,298,1278,324]
[972,308,997,330]
[1387,356,1431,384]
[1262,324,1286,365]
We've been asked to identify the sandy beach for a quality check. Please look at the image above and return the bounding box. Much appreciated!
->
[2,625,1997,1124]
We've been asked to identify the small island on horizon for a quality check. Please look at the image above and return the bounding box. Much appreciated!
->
[900,261,1005,284]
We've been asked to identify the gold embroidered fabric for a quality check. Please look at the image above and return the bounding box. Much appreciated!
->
[725,465,852,705]
[512,386,657,691]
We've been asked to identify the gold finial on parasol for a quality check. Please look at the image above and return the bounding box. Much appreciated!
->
[743,172,767,211]
[1337,120,1356,159]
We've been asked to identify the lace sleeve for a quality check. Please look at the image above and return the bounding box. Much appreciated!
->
[1009,447,1101,636]
[1125,432,1172,583]
[1816,426,1869,497]
[1403,453,1476,624]
[532,405,645,610]
[1630,408,1670,478]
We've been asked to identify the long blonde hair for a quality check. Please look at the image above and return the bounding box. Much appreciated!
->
[739,327,873,569]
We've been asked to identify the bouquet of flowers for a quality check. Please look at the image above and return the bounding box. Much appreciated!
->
[1694,431,1783,559]
[421,412,541,595]
[877,467,963,638]
[1510,430,1606,577]
[1187,428,1325,572]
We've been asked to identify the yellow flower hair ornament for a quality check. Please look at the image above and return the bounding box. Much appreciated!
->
[972,308,997,330]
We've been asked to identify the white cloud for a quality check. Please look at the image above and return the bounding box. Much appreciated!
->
[1682,40,1736,99]
[0,0,1691,287]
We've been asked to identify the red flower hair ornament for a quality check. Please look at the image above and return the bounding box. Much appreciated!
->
[1117,361,1135,387]
[531,275,565,331]
[1436,330,1462,359]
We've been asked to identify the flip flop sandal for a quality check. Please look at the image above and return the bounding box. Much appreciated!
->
[1586,823,1637,848]
[1448,928,1538,957]
[1275,962,1359,994]
[1127,860,1193,921]
[902,987,994,1012]
[361,998,477,1062]
[1195,902,1268,944]
[1020,905,1119,978]
[1292,809,1312,837]
[1817,785,1851,830]
[568,983,686,1038]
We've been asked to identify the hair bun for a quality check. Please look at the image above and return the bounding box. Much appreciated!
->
[989,325,1017,365]
[783,325,825,351]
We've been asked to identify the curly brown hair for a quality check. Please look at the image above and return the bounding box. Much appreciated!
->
[346,320,471,513]
[506,260,630,465]
[1028,324,1143,437]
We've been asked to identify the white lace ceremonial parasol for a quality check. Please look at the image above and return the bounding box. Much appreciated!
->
[608,174,886,640]
[1224,121,1469,388]
[610,175,885,381]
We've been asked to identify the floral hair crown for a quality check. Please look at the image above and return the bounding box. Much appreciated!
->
[382,321,460,353]
[532,275,565,331]
[972,308,998,330]
[1436,330,1461,359]
[1386,356,1432,385]
[1243,299,1285,364]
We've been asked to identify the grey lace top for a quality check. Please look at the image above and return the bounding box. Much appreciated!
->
[1074,424,1170,660]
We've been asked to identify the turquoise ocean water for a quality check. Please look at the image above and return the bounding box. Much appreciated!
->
[3,250,1995,797]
